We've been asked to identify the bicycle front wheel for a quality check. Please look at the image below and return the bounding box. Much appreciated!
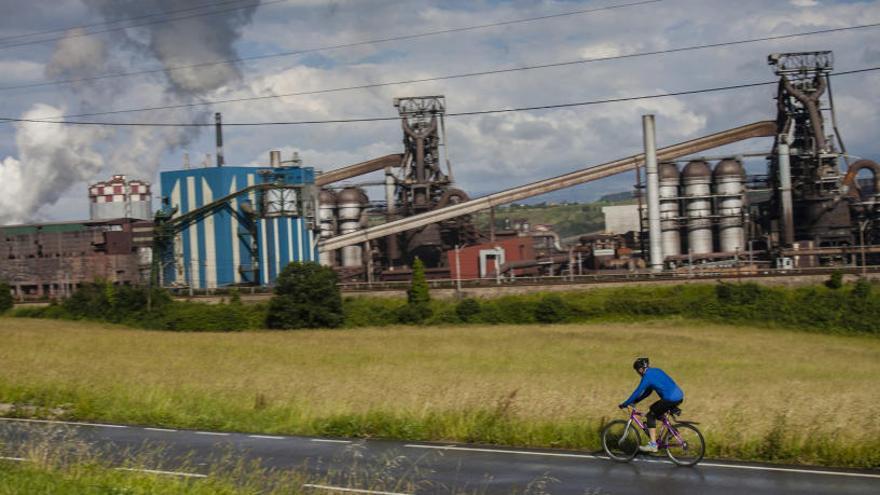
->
[601,419,641,462]
[664,423,705,466]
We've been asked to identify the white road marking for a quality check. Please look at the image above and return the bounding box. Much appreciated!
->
[0,417,126,429]
[0,456,25,462]
[303,484,410,495]
[700,462,880,480]
[116,467,208,478]
[5,417,878,480]
[404,444,600,459]
[406,444,880,480]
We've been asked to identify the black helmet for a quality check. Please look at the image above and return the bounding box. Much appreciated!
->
[633,357,649,371]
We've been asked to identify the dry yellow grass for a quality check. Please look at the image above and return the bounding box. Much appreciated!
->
[1,317,878,465]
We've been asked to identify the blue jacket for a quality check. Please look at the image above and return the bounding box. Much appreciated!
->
[621,367,684,406]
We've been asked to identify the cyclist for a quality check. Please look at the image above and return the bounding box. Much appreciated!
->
[618,357,684,453]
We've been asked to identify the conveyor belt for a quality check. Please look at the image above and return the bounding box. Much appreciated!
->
[314,154,402,187]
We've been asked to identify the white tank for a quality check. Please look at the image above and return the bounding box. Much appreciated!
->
[89,175,152,220]
[337,187,368,268]
[714,159,746,253]
[658,162,681,257]
[682,160,713,255]
[318,189,337,266]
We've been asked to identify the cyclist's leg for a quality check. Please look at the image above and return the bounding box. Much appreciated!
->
[646,399,681,444]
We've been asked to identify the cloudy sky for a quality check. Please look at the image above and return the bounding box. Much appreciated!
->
[0,0,878,224]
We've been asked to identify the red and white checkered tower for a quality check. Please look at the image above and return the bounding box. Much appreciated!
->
[88,175,153,221]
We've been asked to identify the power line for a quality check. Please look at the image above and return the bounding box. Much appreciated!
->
[1,67,875,127]
[0,0,662,92]
[0,0,285,51]
[20,22,880,121]
[0,0,253,45]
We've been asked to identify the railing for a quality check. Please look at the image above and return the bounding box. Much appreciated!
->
[13,265,879,303]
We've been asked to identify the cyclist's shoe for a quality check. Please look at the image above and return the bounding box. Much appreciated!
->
[639,441,659,453]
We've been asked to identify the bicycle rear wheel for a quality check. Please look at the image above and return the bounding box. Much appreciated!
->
[601,419,641,462]
[664,423,705,466]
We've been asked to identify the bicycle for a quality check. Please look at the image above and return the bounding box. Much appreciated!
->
[601,405,705,466]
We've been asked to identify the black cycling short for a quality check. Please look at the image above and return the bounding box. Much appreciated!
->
[646,399,682,428]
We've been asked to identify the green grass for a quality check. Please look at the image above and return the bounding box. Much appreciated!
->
[1,317,878,468]
[0,461,251,495]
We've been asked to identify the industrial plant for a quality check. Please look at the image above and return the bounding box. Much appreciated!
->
[2,51,878,295]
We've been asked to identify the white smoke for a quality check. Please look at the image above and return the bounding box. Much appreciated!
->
[0,0,261,224]
[0,104,108,224]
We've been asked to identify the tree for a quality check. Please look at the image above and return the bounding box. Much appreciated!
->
[0,281,13,314]
[266,262,343,329]
[825,270,844,289]
[398,258,432,324]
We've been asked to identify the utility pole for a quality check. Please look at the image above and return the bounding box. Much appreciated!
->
[454,245,462,296]
[860,219,869,276]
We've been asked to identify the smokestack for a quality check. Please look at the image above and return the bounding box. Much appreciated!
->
[215,112,225,167]
[643,114,663,272]
[270,150,282,168]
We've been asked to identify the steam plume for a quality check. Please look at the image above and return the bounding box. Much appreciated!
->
[0,0,261,224]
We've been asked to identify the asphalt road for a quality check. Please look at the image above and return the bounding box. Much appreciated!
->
[1,418,878,494]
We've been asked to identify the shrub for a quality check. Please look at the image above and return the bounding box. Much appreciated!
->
[455,298,481,322]
[407,258,430,306]
[852,278,872,298]
[396,303,432,325]
[399,258,432,324]
[343,297,402,327]
[265,262,343,329]
[0,281,12,313]
[826,270,844,289]
[534,294,570,324]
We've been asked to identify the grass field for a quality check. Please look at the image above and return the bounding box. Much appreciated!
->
[0,317,878,467]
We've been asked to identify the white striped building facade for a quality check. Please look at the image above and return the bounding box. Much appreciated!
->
[160,166,318,289]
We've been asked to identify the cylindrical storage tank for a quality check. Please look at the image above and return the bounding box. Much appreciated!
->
[713,158,746,253]
[658,162,681,258]
[88,175,153,220]
[128,179,153,220]
[337,187,368,268]
[682,160,713,255]
[318,189,337,266]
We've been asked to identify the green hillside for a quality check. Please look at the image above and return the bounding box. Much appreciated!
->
[473,198,636,239]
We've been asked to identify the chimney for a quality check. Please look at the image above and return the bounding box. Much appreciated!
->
[215,112,225,167]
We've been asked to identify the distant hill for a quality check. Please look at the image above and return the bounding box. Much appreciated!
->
[473,193,637,240]
[598,190,635,202]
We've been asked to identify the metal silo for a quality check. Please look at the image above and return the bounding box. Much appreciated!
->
[713,158,746,253]
[89,175,152,221]
[318,189,337,266]
[682,160,713,255]
[658,162,681,258]
[337,187,368,268]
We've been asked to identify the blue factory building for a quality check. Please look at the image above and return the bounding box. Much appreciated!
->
[159,159,319,289]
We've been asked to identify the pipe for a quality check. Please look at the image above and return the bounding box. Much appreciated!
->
[643,115,663,271]
[781,75,827,152]
[842,159,880,199]
[778,138,795,246]
[215,112,224,167]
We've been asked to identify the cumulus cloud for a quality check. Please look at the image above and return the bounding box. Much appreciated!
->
[1,0,879,220]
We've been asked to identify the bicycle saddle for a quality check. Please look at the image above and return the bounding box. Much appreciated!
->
[669,407,682,416]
